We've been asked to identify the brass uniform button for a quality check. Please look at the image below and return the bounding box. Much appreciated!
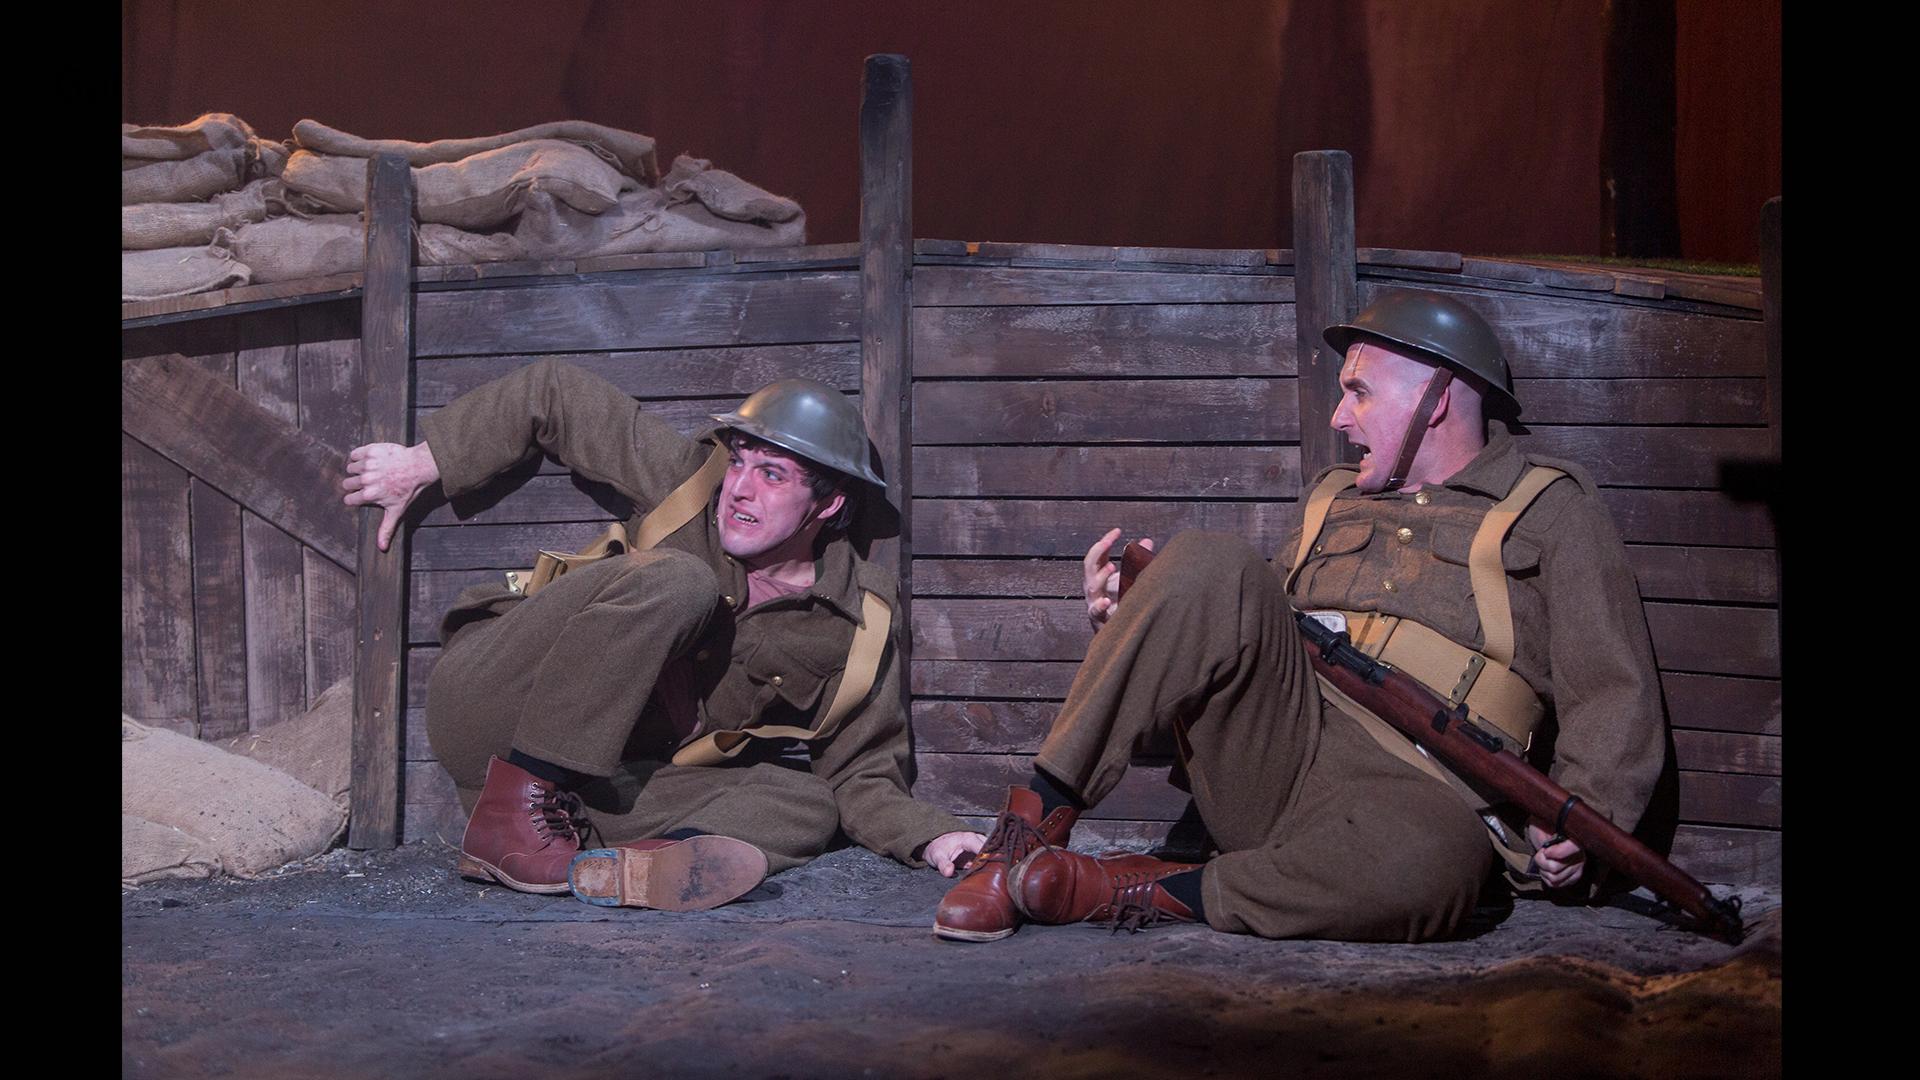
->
[1382,580,1397,592]
[1413,492,1432,506]
[1313,543,1325,554]
[724,595,737,606]
[1396,527,1414,544]
[771,675,784,687]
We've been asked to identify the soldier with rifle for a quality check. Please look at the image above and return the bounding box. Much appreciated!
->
[935,290,1696,943]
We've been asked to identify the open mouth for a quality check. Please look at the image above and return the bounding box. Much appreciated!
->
[730,511,760,526]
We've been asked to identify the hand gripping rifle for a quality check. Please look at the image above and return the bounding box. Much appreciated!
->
[1116,540,1743,941]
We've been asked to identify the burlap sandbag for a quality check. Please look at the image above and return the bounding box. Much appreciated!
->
[516,187,805,260]
[282,140,636,231]
[660,154,804,224]
[122,179,280,250]
[123,147,250,205]
[122,112,256,162]
[294,117,659,184]
[122,245,251,302]
[252,139,291,178]
[416,222,526,266]
[122,815,224,884]
[215,677,352,806]
[215,215,365,283]
[121,717,346,885]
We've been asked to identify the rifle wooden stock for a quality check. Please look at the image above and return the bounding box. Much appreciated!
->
[1115,540,1741,940]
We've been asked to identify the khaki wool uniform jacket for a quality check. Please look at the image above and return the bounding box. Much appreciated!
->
[419,359,968,867]
[1280,427,1665,840]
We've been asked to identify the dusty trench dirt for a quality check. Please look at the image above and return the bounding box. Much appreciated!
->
[122,841,1780,1079]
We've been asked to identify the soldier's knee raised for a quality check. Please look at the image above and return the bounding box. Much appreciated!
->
[1154,531,1270,591]
[607,548,722,617]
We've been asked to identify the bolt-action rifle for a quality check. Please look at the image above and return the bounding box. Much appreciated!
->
[1116,540,1743,941]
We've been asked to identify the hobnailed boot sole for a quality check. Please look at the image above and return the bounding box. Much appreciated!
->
[568,836,769,911]
[458,853,574,895]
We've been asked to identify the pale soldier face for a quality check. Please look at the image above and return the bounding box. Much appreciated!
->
[1330,341,1444,493]
[717,438,846,561]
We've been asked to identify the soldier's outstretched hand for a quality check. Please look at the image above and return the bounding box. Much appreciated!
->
[1083,528,1153,630]
[923,830,987,877]
[342,441,441,552]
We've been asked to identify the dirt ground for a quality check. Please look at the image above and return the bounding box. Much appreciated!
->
[122,842,1780,1079]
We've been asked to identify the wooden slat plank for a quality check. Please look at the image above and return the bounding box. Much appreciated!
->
[122,435,197,734]
[913,752,1186,821]
[860,50,914,594]
[401,761,466,845]
[1676,771,1779,828]
[1626,545,1779,604]
[304,550,356,710]
[1599,489,1775,548]
[416,397,758,452]
[415,472,633,528]
[296,303,366,460]
[915,380,1300,444]
[189,480,248,739]
[237,308,301,423]
[912,701,1059,753]
[1520,427,1771,489]
[1357,248,1461,272]
[406,647,439,708]
[413,273,861,356]
[911,660,1080,699]
[1293,150,1361,483]
[242,513,307,729]
[965,241,1268,267]
[912,500,1296,558]
[733,241,863,265]
[122,352,357,568]
[414,344,861,406]
[1673,730,1780,776]
[915,445,1302,501]
[410,570,506,642]
[404,708,435,761]
[914,559,1084,598]
[914,304,1296,378]
[1360,282,1766,378]
[1668,824,1778,887]
[1661,673,1779,735]
[349,153,413,850]
[410,521,620,570]
[913,266,1294,307]
[120,272,364,325]
[1645,603,1780,677]
[1511,378,1765,425]
[1458,258,1616,292]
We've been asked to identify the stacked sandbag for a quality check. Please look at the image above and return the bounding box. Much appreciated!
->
[121,716,347,885]
[122,113,294,300]
[125,115,808,300]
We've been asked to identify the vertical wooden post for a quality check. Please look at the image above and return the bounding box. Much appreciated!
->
[860,54,913,652]
[1759,195,1781,644]
[1292,150,1360,481]
[349,153,414,849]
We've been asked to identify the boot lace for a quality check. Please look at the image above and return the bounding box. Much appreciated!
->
[532,788,596,848]
[1098,870,1190,934]
[968,808,1054,873]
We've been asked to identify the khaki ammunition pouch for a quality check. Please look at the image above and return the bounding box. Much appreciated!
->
[1287,463,1569,877]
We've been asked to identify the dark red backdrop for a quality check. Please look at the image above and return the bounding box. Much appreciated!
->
[122,0,1780,262]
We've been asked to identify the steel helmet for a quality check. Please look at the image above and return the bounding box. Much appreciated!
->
[710,378,886,488]
[1323,291,1520,415]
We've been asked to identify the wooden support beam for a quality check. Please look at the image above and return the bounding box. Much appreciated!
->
[1291,150,1360,480]
[860,53,914,666]
[121,352,357,568]
[349,154,414,850]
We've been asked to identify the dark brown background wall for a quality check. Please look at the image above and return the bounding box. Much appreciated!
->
[122,0,1780,261]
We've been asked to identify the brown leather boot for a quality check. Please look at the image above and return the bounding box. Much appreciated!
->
[456,756,593,894]
[568,835,769,911]
[1010,849,1201,931]
[933,786,1078,942]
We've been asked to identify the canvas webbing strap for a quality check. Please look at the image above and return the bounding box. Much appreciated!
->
[1467,465,1566,667]
[1284,467,1361,594]
[633,443,730,552]
[507,444,730,595]
[1328,609,1539,752]
[1315,673,1537,877]
[670,590,892,767]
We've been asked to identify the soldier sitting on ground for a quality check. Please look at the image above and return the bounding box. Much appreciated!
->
[344,361,984,910]
[934,291,1666,943]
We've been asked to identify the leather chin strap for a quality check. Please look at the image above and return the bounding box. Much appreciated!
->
[1383,367,1454,491]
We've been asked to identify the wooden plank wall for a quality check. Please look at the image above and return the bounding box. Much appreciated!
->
[122,302,363,738]
[905,251,1302,851]
[400,261,864,842]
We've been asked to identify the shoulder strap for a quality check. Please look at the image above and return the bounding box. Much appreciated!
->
[670,590,893,767]
[1468,465,1566,666]
[632,443,730,552]
[1284,467,1361,594]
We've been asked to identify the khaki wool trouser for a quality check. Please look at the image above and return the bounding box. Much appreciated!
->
[1034,531,1493,942]
[425,549,841,874]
